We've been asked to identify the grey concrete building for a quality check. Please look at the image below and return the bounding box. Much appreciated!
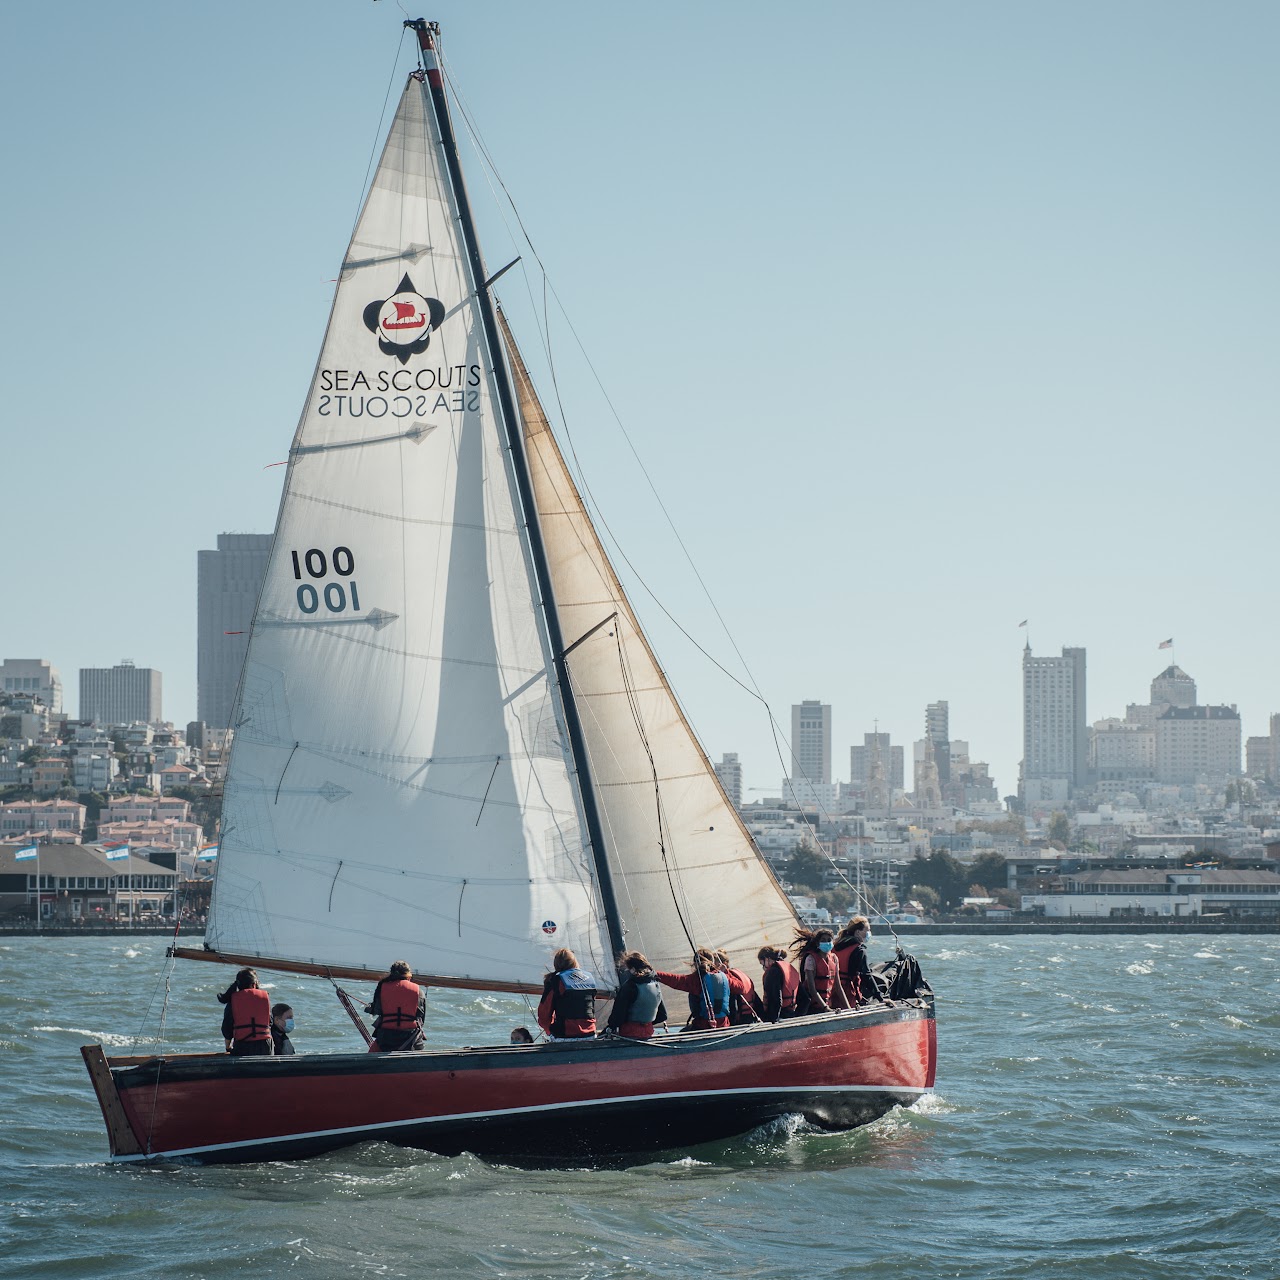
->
[197,533,272,730]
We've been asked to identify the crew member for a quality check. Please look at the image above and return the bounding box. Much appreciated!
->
[607,951,667,1040]
[365,960,427,1052]
[510,1026,534,1044]
[270,1003,296,1055]
[219,967,273,1056]
[537,948,598,1039]
[655,949,730,1030]
[792,927,850,1015]
[833,915,876,1007]
[758,945,801,1022]
[715,948,760,1025]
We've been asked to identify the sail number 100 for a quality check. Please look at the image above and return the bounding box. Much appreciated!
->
[290,546,362,615]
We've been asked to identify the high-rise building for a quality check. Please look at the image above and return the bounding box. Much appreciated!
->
[1155,705,1241,784]
[198,533,272,730]
[1022,644,1087,797]
[79,660,162,726]
[850,733,904,792]
[925,700,950,784]
[713,752,743,807]
[0,658,62,711]
[790,700,831,785]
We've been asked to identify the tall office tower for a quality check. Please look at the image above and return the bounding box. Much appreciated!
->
[198,533,273,729]
[1022,644,1088,796]
[1150,666,1196,711]
[0,658,62,711]
[925,700,950,783]
[80,660,162,726]
[713,752,743,807]
[790,700,832,784]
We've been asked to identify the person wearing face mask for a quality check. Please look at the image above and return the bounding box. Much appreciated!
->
[832,915,877,1007]
[270,1003,297,1055]
[791,927,850,1015]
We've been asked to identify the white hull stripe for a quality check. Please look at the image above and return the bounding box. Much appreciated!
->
[113,1083,930,1162]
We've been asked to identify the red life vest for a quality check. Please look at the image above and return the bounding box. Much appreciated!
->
[378,979,422,1029]
[804,949,837,1003]
[775,959,801,1013]
[833,943,862,1005]
[229,987,271,1043]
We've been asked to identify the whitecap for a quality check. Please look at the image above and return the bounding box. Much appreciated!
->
[33,1025,137,1046]
[1125,962,1154,976]
[123,948,140,958]
[1222,1015,1248,1028]
[1194,951,1220,960]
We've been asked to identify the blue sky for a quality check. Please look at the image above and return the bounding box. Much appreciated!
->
[3,2,1277,799]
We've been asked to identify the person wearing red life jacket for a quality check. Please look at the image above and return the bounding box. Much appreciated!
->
[757,946,801,1022]
[365,960,427,1052]
[606,951,667,1040]
[714,948,761,1025]
[832,914,877,1007]
[218,967,273,1056]
[655,948,731,1030]
[792,927,851,1015]
[537,947,598,1039]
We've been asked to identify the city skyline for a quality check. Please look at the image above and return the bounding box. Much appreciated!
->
[5,5,1277,806]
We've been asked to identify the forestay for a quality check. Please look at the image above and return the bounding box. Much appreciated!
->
[207,79,613,991]
[502,316,799,977]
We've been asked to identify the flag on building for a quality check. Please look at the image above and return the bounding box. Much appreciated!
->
[197,843,219,861]
[1158,638,1173,650]
[15,844,38,861]
[103,841,131,861]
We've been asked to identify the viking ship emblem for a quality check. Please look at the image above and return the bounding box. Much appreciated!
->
[363,273,445,363]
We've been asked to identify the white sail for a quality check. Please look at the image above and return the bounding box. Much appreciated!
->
[503,316,799,976]
[208,80,613,991]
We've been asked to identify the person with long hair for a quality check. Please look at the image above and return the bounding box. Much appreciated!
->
[606,951,667,1039]
[655,948,730,1030]
[832,914,876,1006]
[537,947,598,1039]
[714,948,760,1025]
[791,926,851,1015]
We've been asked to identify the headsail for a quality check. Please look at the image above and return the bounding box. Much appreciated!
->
[501,314,800,976]
[206,78,613,992]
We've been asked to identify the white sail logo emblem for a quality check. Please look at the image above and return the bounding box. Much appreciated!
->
[362,273,446,364]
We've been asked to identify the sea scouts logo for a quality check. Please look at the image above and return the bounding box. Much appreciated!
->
[362,273,445,364]
[541,920,557,935]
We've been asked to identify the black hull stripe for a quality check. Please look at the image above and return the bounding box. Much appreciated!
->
[111,1083,929,1162]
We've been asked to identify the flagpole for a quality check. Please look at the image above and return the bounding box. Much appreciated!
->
[35,842,41,935]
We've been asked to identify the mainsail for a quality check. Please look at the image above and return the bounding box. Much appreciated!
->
[207,77,613,991]
[502,317,799,976]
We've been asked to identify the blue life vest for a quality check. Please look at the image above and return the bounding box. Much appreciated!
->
[627,976,663,1024]
[688,970,730,1021]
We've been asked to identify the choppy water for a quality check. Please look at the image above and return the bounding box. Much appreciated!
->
[1,934,1276,1278]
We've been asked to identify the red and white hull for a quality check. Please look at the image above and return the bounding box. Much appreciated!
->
[82,999,936,1165]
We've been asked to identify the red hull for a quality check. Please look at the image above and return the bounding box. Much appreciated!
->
[84,1001,936,1165]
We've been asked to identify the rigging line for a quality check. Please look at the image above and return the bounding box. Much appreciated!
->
[444,54,889,939]
[274,742,300,805]
[328,860,344,912]
[457,879,467,936]
[475,756,501,826]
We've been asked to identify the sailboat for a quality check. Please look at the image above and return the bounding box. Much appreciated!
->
[81,20,936,1165]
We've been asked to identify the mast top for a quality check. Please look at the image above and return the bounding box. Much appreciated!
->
[405,19,442,86]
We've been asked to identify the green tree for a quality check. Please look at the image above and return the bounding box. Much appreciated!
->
[1046,812,1071,846]
[969,851,1010,895]
[908,885,941,913]
[904,850,969,909]
[786,845,829,893]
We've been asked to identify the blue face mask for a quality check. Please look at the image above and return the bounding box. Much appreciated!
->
[817,941,833,954]
[284,1018,295,1033]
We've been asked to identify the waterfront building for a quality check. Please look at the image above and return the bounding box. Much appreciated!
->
[790,700,831,785]
[1022,645,1088,799]
[713,752,743,807]
[79,661,162,727]
[0,799,86,841]
[197,532,272,730]
[1022,866,1280,919]
[0,659,62,712]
